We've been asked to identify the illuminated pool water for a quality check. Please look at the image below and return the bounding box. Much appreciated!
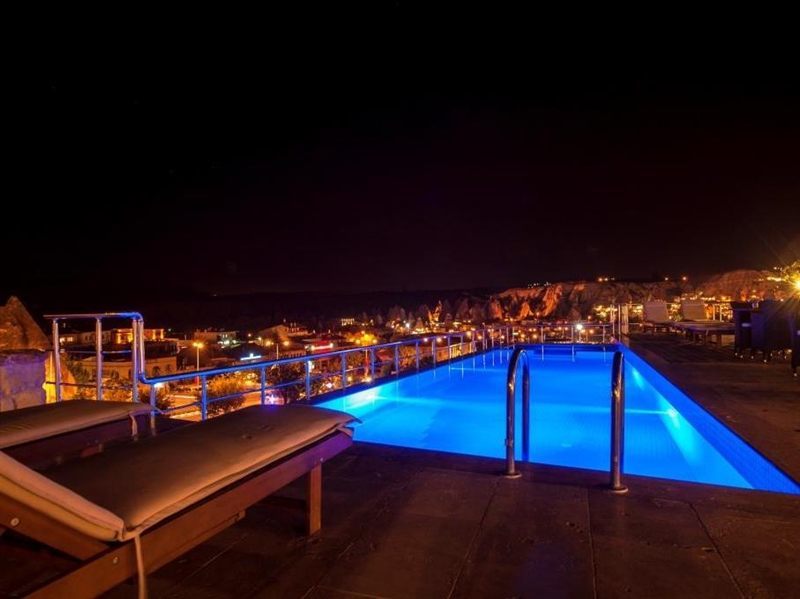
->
[318,347,799,494]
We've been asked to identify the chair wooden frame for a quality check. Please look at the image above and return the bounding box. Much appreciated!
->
[2,413,158,469]
[1,431,352,599]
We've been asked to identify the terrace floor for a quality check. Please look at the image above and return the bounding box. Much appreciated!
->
[1,335,798,598]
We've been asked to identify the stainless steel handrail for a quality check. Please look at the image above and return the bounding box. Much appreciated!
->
[609,351,628,493]
[44,312,145,320]
[504,347,530,478]
[132,319,502,420]
[46,311,143,403]
[45,309,617,428]
[137,335,475,384]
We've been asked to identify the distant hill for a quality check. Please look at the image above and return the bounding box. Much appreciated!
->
[12,268,794,333]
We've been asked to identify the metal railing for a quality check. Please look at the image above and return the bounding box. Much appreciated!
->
[502,346,628,491]
[609,351,628,493]
[42,312,521,415]
[504,347,530,478]
[132,318,513,420]
[513,322,617,345]
[46,312,143,403]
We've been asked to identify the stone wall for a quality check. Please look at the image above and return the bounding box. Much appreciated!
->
[0,350,47,411]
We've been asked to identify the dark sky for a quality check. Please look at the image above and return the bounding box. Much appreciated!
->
[5,21,800,309]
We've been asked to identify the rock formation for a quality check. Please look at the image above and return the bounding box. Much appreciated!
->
[0,297,51,410]
[380,268,794,325]
[0,296,50,350]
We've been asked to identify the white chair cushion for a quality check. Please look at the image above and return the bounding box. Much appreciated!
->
[45,405,354,538]
[0,450,126,541]
[643,301,670,323]
[681,300,708,321]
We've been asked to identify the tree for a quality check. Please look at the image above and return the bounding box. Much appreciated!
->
[203,374,247,416]
[64,358,93,399]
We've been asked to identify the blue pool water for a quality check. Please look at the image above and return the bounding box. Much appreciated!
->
[319,347,799,494]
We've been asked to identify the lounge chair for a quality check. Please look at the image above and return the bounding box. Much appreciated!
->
[678,299,715,322]
[641,300,672,334]
[671,299,728,341]
[677,321,735,345]
[0,404,355,598]
[1,400,154,469]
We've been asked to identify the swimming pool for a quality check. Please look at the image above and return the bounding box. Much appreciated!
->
[318,346,799,494]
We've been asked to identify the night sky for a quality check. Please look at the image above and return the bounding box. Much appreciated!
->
[6,25,799,312]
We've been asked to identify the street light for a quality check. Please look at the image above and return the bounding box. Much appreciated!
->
[192,341,204,386]
[192,342,204,370]
[263,339,290,359]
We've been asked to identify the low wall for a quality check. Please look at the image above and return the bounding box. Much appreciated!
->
[0,350,47,411]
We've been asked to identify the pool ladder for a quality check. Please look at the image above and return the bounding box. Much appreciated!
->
[504,347,628,493]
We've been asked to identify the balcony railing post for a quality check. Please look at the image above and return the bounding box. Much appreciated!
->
[541,329,545,360]
[95,318,103,401]
[52,319,62,402]
[432,337,437,365]
[609,351,628,494]
[305,360,312,399]
[139,318,146,375]
[260,366,267,405]
[131,318,139,403]
[200,377,208,421]
[415,341,420,370]
[341,354,348,390]
[368,350,375,380]
[394,345,400,375]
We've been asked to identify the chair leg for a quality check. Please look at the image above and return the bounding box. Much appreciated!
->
[307,463,322,535]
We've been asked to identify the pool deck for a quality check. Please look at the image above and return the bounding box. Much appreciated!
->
[2,336,798,598]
